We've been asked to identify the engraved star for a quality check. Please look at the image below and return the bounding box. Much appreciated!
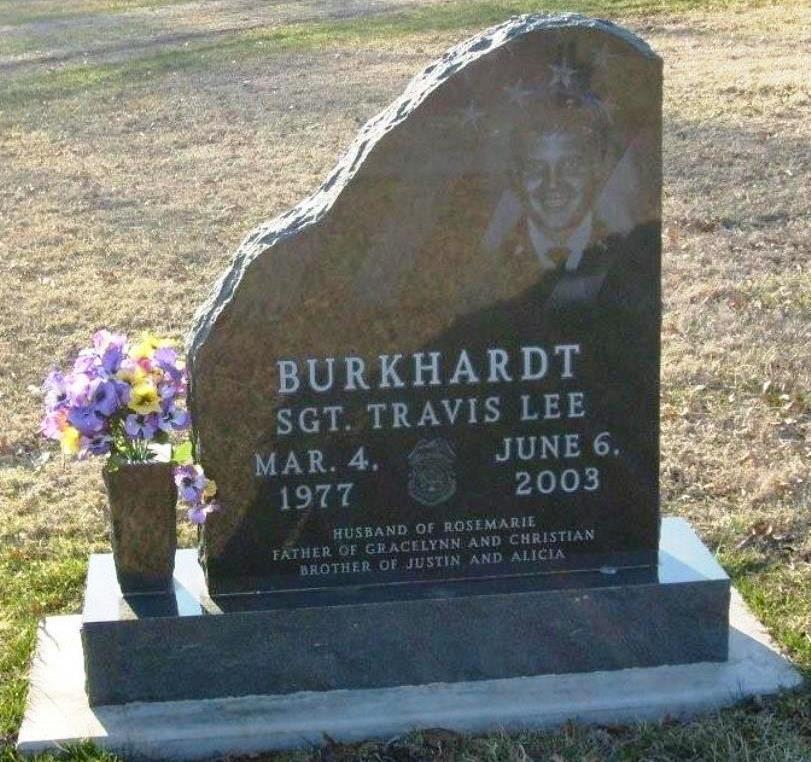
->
[504,79,535,108]
[549,61,576,89]
[593,44,615,70]
[461,102,485,129]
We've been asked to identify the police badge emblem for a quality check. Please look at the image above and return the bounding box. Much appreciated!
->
[407,438,457,506]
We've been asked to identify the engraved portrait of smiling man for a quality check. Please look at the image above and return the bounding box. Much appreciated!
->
[480,55,648,312]
[514,113,607,274]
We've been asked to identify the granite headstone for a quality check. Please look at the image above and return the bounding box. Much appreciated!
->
[77,16,730,708]
[189,15,662,595]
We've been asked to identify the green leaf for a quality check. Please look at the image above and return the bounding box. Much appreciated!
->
[171,440,193,465]
[105,453,124,472]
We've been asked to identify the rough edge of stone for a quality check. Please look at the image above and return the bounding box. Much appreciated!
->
[17,589,802,760]
[185,13,660,370]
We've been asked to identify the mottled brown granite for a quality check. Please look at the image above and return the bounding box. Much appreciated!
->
[188,14,663,595]
[103,462,177,594]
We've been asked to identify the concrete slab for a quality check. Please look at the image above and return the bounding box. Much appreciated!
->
[17,589,802,760]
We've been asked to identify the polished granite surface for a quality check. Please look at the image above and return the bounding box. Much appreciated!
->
[83,518,726,620]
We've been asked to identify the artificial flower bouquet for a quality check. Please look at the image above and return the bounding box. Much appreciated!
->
[40,329,218,524]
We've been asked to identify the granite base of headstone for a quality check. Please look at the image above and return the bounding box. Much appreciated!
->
[80,518,728,706]
[17,586,802,760]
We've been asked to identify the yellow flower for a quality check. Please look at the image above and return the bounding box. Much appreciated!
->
[116,363,147,385]
[130,332,174,360]
[203,479,217,500]
[129,381,161,415]
[60,426,81,456]
[130,334,158,360]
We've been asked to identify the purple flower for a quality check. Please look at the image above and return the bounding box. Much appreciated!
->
[154,346,184,385]
[124,413,158,440]
[187,501,219,525]
[157,404,190,433]
[72,350,100,377]
[173,464,207,503]
[160,371,188,401]
[80,433,113,457]
[44,369,64,389]
[89,378,120,417]
[41,409,68,439]
[67,405,106,436]
[93,330,126,374]
[158,379,179,403]
[65,373,93,406]
[153,346,177,368]
[112,378,131,405]
[43,370,69,411]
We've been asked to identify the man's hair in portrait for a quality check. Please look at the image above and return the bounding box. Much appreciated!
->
[509,86,612,171]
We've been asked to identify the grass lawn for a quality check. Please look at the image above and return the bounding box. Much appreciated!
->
[0,0,808,759]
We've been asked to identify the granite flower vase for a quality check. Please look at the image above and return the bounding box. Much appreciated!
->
[103,462,177,595]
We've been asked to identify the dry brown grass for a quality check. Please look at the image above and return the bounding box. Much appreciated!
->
[656,5,810,559]
[0,0,808,755]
